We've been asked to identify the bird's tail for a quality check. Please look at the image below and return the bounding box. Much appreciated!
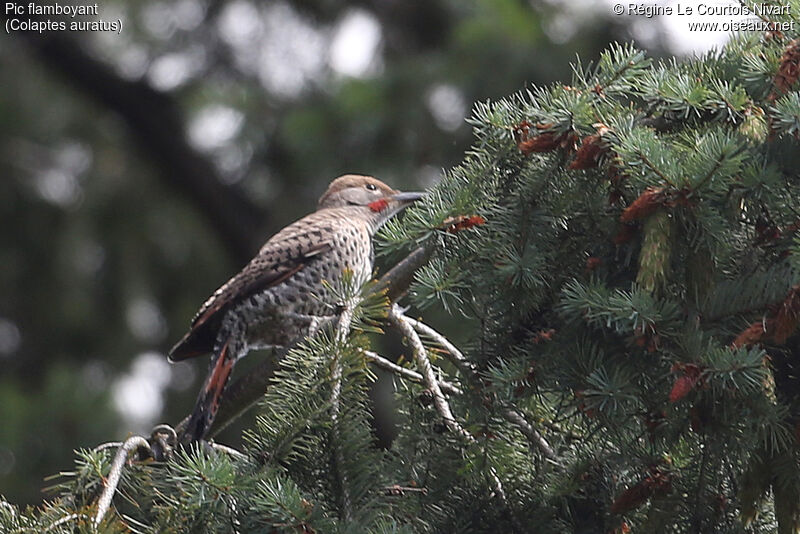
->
[181,339,235,444]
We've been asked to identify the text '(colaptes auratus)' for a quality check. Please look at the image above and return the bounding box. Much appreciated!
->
[169,175,424,443]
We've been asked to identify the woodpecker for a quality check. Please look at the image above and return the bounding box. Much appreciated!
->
[169,175,424,443]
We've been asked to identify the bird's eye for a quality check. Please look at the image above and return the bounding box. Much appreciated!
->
[365,183,377,191]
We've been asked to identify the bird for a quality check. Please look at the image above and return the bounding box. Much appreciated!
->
[169,174,424,443]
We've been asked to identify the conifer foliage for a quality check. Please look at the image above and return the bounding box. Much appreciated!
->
[4,15,800,534]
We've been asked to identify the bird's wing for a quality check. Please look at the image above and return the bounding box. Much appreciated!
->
[168,220,335,361]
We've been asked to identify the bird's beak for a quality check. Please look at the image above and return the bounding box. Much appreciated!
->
[391,191,426,204]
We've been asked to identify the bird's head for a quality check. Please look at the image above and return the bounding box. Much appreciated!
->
[318,174,424,227]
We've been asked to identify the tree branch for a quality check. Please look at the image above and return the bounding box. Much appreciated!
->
[403,313,477,377]
[361,349,462,395]
[388,304,467,438]
[388,303,521,533]
[399,310,559,461]
[501,407,558,462]
[374,246,433,302]
[94,435,152,527]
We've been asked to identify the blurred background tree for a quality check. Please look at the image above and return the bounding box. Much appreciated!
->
[0,0,689,506]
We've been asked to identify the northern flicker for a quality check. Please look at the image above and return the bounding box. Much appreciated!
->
[169,174,423,443]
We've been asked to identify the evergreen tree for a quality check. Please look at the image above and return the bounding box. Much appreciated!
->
[4,13,800,534]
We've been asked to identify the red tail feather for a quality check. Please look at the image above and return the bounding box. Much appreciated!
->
[181,340,236,443]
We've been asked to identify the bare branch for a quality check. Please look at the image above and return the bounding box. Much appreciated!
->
[382,484,428,496]
[361,349,462,395]
[92,441,123,453]
[501,407,558,462]
[374,246,433,303]
[403,313,477,377]
[388,304,469,439]
[210,442,250,462]
[45,513,87,532]
[401,312,559,462]
[94,436,152,527]
[388,303,521,532]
